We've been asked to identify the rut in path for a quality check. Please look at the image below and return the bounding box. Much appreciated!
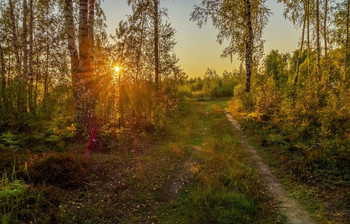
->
[225,111,315,224]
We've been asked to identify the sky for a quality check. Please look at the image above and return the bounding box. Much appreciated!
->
[101,0,301,77]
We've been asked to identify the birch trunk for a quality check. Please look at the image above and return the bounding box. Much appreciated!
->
[88,0,94,72]
[86,0,96,131]
[324,0,328,60]
[64,0,84,125]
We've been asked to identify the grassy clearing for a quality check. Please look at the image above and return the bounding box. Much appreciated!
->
[156,100,285,224]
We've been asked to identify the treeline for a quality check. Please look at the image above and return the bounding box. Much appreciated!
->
[179,68,244,99]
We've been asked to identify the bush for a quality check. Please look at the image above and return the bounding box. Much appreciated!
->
[0,172,62,223]
[22,153,85,189]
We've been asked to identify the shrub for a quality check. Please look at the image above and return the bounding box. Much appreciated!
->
[0,172,62,223]
[23,153,85,189]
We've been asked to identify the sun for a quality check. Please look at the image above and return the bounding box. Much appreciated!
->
[115,66,120,72]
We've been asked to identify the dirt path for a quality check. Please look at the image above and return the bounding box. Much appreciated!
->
[225,111,315,224]
[159,146,201,202]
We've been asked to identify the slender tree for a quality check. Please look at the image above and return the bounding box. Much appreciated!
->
[245,0,253,92]
[22,0,28,88]
[324,0,328,60]
[316,0,321,76]
[0,43,5,109]
[9,0,22,111]
[65,0,84,125]
[28,0,34,113]
[295,13,306,85]
[153,0,160,88]
[346,0,349,77]
[191,0,270,93]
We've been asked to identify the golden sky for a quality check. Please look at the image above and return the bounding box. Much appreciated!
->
[102,0,300,77]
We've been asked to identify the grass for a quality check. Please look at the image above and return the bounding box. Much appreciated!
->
[0,98,285,223]
[156,100,285,224]
[241,125,342,224]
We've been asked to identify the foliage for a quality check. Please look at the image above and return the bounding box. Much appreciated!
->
[20,153,85,189]
[0,166,61,224]
[0,173,29,224]
[180,68,244,99]
[229,48,350,186]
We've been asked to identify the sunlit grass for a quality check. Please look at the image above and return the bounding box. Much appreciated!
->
[156,102,286,224]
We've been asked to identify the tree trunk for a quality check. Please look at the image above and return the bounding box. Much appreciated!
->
[21,0,28,112]
[245,0,253,93]
[28,0,34,114]
[86,0,96,132]
[307,0,310,75]
[9,0,23,111]
[0,43,6,109]
[65,0,84,126]
[22,0,28,84]
[316,0,321,76]
[323,0,328,60]
[153,0,160,89]
[346,0,349,78]
[136,17,145,83]
[295,12,306,85]
[44,42,49,96]
[88,0,95,72]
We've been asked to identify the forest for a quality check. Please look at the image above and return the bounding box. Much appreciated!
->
[0,0,349,223]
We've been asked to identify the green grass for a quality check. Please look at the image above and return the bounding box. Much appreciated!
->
[156,100,285,224]
[244,131,334,224]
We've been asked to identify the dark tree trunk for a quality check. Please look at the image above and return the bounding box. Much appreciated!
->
[245,0,253,93]
[153,0,160,89]
[307,0,310,75]
[22,0,28,83]
[9,0,23,111]
[0,44,6,109]
[28,0,34,114]
[346,0,349,78]
[316,0,321,76]
[295,12,306,85]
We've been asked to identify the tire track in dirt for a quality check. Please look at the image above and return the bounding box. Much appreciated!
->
[225,111,315,224]
[158,146,202,202]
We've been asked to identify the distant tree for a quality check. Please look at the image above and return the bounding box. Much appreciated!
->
[191,0,271,92]
[265,50,290,87]
[333,0,350,80]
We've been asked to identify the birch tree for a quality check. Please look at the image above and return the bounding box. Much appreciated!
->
[191,0,271,92]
